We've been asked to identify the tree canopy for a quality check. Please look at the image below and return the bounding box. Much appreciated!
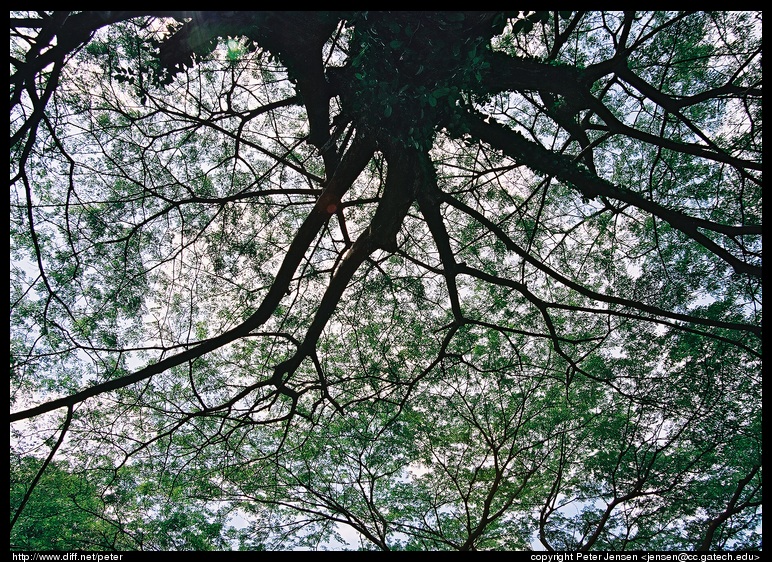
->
[10,11,761,551]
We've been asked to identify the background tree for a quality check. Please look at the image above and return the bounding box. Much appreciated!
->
[10,11,761,551]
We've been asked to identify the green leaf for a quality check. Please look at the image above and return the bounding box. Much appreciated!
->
[513,19,534,35]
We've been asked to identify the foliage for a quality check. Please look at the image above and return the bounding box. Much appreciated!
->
[10,11,761,551]
[10,452,234,550]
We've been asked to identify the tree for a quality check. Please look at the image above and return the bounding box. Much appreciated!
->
[10,450,233,550]
[10,11,761,551]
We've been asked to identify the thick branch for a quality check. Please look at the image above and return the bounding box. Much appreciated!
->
[482,51,762,173]
[696,465,762,551]
[10,133,376,423]
[272,141,422,385]
[452,110,761,278]
[442,192,761,338]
